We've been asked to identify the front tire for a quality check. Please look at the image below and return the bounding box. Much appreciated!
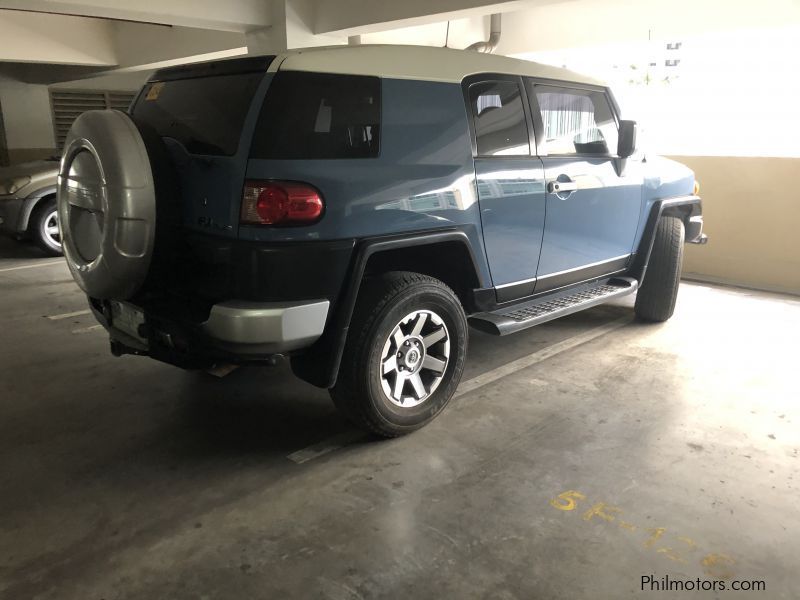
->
[330,271,468,437]
[30,197,63,256]
[635,216,685,322]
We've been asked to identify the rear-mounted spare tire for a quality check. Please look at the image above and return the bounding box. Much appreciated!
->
[57,110,157,300]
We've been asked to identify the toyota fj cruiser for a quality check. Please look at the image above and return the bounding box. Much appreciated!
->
[57,45,706,437]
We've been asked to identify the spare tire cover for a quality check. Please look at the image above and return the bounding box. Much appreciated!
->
[57,110,156,300]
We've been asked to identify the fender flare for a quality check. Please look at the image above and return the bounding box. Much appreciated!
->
[629,194,701,283]
[17,185,57,232]
[291,228,484,388]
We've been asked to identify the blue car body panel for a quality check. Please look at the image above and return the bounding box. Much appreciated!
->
[151,68,695,301]
[473,158,546,291]
[535,156,643,287]
[243,77,493,286]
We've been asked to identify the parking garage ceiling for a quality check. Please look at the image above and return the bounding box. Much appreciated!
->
[1,0,799,84]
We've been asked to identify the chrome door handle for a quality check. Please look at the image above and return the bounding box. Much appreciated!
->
[547,180,578,194]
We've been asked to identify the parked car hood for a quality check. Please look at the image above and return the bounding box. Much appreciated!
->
[0,159,59,196]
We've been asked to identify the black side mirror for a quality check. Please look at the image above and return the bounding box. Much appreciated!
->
[618,120,637,158]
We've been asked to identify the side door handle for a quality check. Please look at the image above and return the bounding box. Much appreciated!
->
[547,179,578,194]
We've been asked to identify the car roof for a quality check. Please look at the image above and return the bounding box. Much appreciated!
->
[271,44,605,87]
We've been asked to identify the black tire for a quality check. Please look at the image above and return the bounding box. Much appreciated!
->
[635,216,685,322]
[330,271,468,437]
[30,197,63,256]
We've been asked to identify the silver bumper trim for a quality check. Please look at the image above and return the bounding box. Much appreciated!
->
[202,299,330,353]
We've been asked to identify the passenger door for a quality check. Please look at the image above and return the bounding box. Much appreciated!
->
[467,76,547,303]
[527,82,642,292]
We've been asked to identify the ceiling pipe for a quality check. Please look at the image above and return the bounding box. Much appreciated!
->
[467,13,501,53]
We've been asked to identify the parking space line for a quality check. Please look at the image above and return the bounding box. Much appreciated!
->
[287,430,366,464]
[0,260,64,273]
[287,316,632,465]
[452,315,633,400]
[46,309,91,320]
[71,324,103,334]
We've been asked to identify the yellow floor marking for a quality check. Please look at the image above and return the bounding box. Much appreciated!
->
[644,527,667,548]
[582,502,621,522]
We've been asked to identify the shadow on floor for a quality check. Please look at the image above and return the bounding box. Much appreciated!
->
[0,234,51,259]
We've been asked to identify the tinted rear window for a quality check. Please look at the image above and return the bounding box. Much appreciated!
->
[133,72,263,156]
[250,72,380,159]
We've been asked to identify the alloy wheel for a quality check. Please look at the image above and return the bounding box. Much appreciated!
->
[43,209,61,249]
[379,309,450,407]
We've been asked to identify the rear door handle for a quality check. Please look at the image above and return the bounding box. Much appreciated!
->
[547,179,578,194]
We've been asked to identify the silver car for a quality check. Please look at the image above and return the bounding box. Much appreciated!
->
[0,159,61,255]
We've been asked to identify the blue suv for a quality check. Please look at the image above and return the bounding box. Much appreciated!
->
[56,45,706,436]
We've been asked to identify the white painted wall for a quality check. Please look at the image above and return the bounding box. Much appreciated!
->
[51,72,151,91]
[0,11,116,66]
[361,16,487,49]
[0,0,272,32]
[494,0,800,55]
[246,0,346,55]
[0,81,56,153]
[112,22,247,70]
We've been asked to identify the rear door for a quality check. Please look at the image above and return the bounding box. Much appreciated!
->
[467,76,546,303]
[131,58,272,237]
[527,81,642,292]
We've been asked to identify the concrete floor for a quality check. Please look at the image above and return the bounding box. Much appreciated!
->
[1,234,798,600]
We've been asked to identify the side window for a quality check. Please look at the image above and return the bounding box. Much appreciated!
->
[533,86,618,156]
[468,80,530,157]
[251,72,380,159]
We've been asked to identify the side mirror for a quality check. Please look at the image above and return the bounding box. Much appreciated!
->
[617,120,637,158]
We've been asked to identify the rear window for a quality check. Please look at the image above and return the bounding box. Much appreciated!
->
[250,72,380,159]
[133,72,263,156]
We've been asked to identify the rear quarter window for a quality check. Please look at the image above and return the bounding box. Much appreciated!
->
[133,72,263,156]
[250,72,381,159]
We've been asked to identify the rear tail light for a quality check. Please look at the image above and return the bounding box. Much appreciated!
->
[241,180,324,226]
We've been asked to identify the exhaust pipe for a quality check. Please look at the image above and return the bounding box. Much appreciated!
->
[467,13,501,53]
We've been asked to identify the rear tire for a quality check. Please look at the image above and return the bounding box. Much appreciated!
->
[330,271,468,437]
[30,197,63,256]
[635,216,684,322]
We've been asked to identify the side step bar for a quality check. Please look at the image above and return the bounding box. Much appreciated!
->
[470,277,639,336]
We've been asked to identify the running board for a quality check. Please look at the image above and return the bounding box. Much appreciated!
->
[470,277,638,336]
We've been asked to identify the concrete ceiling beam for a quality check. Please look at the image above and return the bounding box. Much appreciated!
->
[0,0,272,32]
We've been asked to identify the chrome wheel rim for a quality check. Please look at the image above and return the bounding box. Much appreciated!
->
[380,309,450,408]
[43,209,61,248]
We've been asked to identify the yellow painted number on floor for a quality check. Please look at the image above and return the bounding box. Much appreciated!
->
[549,490,586,511]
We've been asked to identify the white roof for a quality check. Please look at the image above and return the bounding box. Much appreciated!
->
[270,44,605,87]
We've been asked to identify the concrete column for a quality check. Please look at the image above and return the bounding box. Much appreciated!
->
[246,0,346,55]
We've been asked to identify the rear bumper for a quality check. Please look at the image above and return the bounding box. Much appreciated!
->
[203,299,329,353]
[90,297,331,367]
[87,233,356,367]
